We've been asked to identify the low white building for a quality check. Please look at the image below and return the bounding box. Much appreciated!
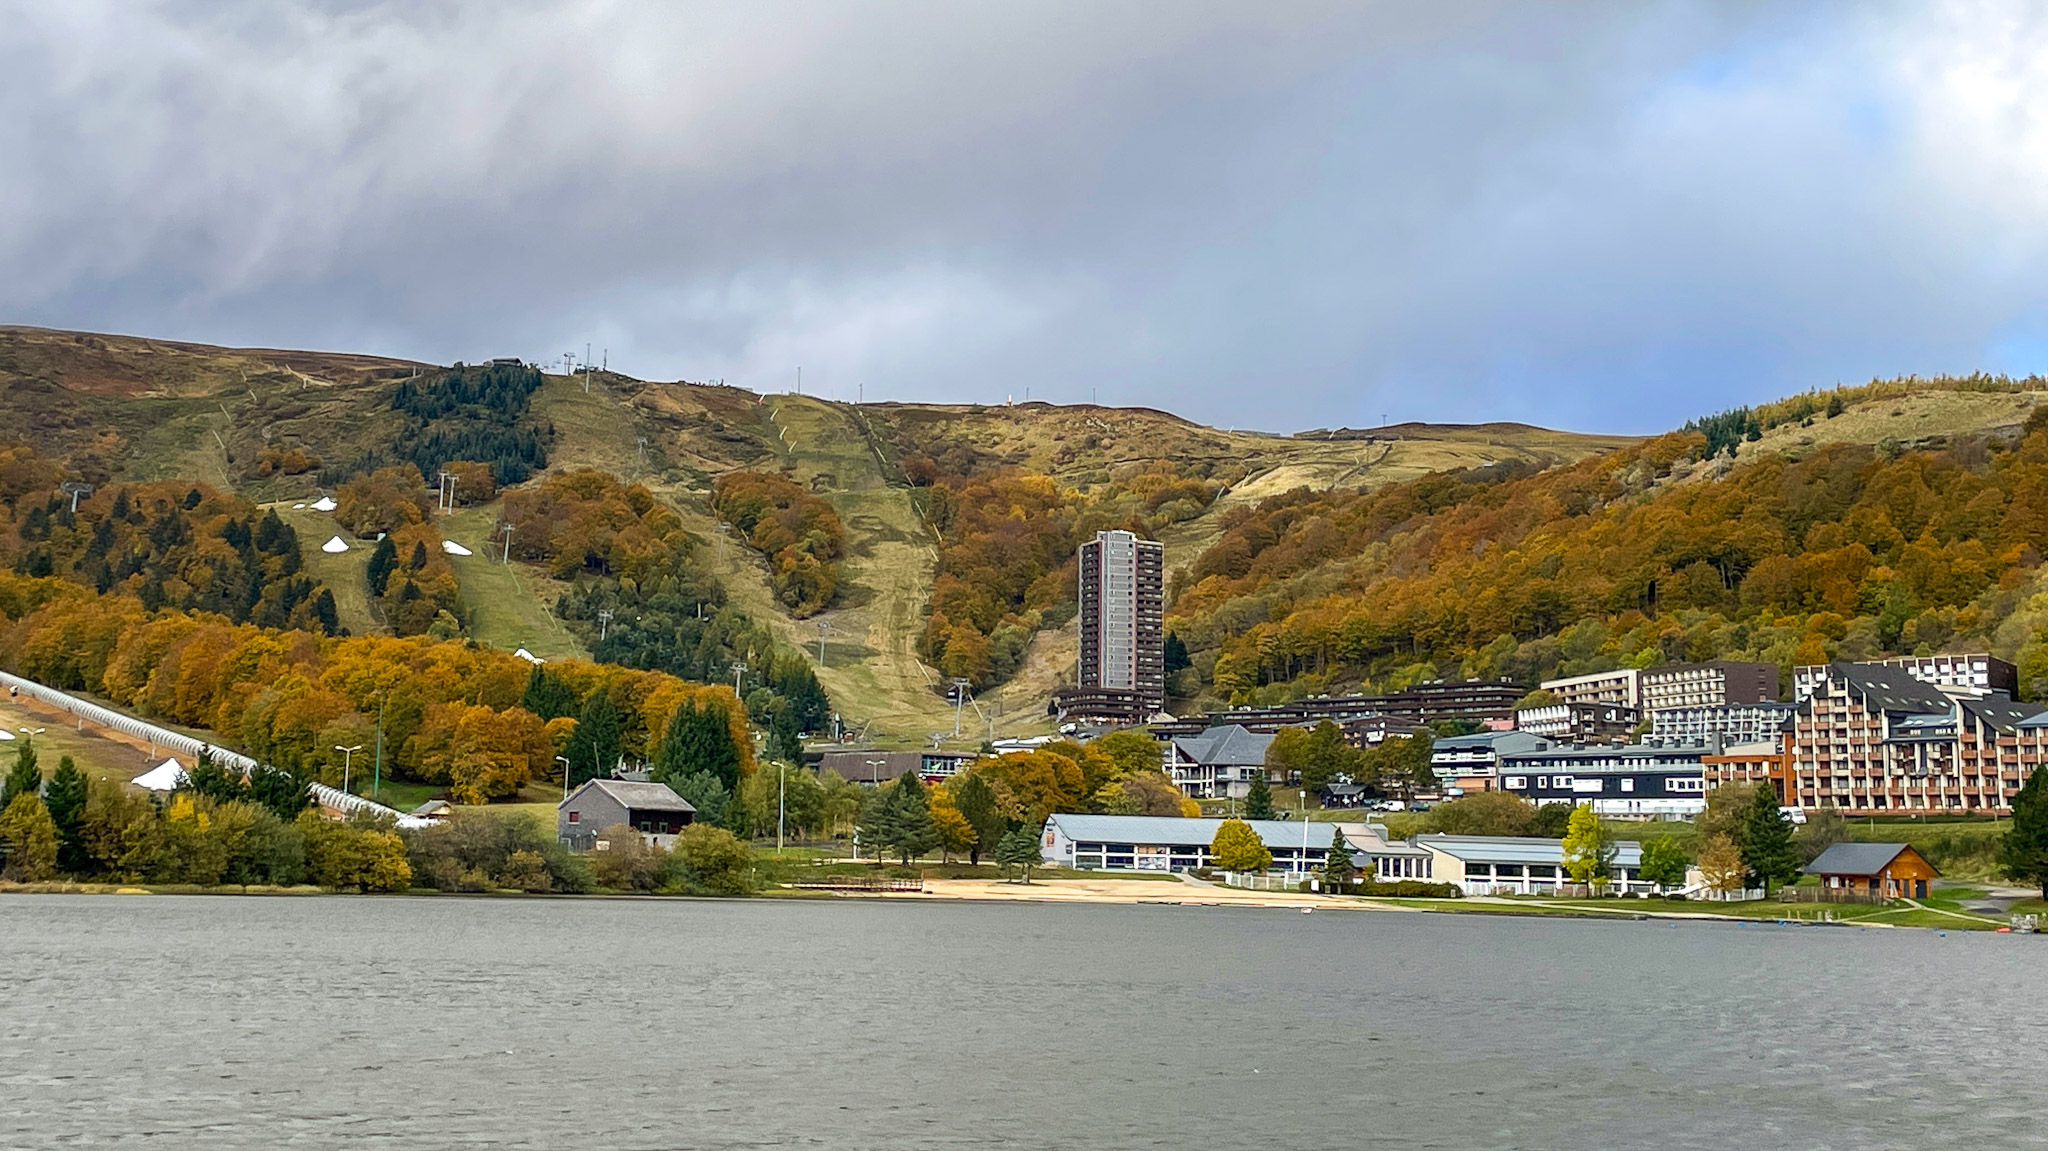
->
[1040,813,1335,876]
[1411,834,1650,896]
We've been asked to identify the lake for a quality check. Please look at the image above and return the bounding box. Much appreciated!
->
[1,895,2041,1149]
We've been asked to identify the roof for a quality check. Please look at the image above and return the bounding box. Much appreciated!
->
[1804,842,1929,877]
[819,750,926,784]
[1046,813,1336,850]
[1174,724,1277,767]
[1823,663,1954,716]
[564,778,696,813]
[1962,696,2048,734]
[1431,730,1549,756]
[1413,834,1643,868]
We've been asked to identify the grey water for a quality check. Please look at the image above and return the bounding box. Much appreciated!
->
[1,896,2042,1149]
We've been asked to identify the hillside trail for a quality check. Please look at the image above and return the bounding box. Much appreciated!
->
[652,394,1053,747]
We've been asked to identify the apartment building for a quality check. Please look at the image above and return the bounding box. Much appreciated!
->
[1792,653,2016,703]
[1539,668,1642,710]
[1515,701,1639,742]
[1787,662,2044,814]
[1495,739,1714,819]
[1650,701,1796,744]
[1639,661,1779,712]
[1062,529,1166,723]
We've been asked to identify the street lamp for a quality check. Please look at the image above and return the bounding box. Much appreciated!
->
[334,744,363,794]
[556,755,572,800]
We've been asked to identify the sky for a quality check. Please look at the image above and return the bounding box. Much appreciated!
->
[5,2,2048,435]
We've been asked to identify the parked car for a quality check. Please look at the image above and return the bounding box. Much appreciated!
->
[1406,801,1434,812]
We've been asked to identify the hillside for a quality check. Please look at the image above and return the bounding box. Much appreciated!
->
[17,325,2039,744]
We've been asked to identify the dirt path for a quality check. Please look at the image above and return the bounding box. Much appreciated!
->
[916,874,1390,909]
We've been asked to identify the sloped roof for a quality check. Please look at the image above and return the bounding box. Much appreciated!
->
[1046,813,1336,850]
[1804,842,1929,877]
[1826,663,1953,716]
[566,778,695,813]
[1962,696,2048,734]
[1412,834,1644,868]
[1171,723,1276,767]
[1432,730,1549,756]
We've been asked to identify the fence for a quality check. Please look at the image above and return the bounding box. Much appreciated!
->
[1779,887,1890,906]
[789,877,926,893]
[1220,872,1311,892]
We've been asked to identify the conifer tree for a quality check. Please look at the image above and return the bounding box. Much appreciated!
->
[653,700,741,792]
[950,772,1004,865]
[2002,768,2048,901]
[1243,773,1275,820]
[994,826,1042,883]
[1321,826,1356,889]
[365,535,398,598]
[1740,783,1799,894]
[43,756,89,876]
[564,691,624,786]
[1,740,40,811]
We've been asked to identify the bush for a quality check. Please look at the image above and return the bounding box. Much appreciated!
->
[1356,879,1462,898]
[673,824,754,895]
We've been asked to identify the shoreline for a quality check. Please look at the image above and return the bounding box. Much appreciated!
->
[1,877,2002,931]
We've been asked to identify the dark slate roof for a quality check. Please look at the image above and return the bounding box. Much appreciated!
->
[1961,696,2048,735]
[1171,723,1277,767]
[569,779,696,813]
[1827,663,1953,716]
[1803,842,1918,877]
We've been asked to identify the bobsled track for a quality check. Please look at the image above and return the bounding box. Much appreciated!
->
[0,669,426,827]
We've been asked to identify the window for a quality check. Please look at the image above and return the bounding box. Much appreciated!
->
[567,811,580,823]
[1536,776,1548,788]
[1504,776,1527,789]
[1620,778,1634,792]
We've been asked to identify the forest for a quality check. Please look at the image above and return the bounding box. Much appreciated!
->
[3,470,336,636]
[1172,407,2048,705]
[711,471,844,616]
[916,461,1224,689]
[0,570,756,805]
[322,361,552,488]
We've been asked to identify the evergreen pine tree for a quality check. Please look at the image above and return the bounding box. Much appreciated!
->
[769,705,804,764]
[2002,768,2048,901]
[365,536,398,598]
[951,772,1004,864]
[1,739,40,810]
[43,756,89,876]
[183,749,244,804]
[653,701,742,792]
[249,763,311,820]
[1321,826,1355,889]
[1243,773,1275,820]
[994,826,1042,882]
[520,666,577,721]
[670,770,730,829]
[564,691,624,786]
[1740,783,1799,894]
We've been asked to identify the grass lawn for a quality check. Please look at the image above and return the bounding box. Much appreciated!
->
[440,504,589,661]
[276,505,381,636]
[1367,892,2008,930]
[0,697,163,787]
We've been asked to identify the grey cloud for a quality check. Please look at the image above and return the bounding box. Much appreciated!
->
[3,2,2046,434]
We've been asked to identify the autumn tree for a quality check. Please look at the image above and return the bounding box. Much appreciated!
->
[1428,791,1535,837]
[674,824,753,895]
[0,792,58,881]
[1560,804,1616,892]
[928,788,976,864]
[1211,818,1272,874]
[1698,833,1748,897]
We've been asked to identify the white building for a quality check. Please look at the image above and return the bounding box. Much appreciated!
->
[1792,654,2017,703]
[1649,701,1794,743]
[1164,724,1278,799]
[1410,834,1651,896]
[1040,813,1335,876]
[1539,668,1642,710]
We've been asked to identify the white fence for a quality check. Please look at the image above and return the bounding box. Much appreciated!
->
[0,670,423,828]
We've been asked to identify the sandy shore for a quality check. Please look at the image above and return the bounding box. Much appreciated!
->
[912,875,1399,910]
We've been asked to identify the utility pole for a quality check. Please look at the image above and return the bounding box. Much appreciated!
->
[585,342,593,393]
[334,744,362,795]
[815,621,831,667]
[731,660,748,697]
[499,522,515,564]
[778,762,786,854]
[598,609,614,642]
[716,522,729,562]
[556,755,571,800]
[950,678,972,737]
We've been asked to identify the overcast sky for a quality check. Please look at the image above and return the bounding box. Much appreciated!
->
[5,2,2048,434]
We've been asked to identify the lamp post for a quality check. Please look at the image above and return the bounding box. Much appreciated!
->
[556,755,571,800]
[778,761,787,855]
[334,744,363,794]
